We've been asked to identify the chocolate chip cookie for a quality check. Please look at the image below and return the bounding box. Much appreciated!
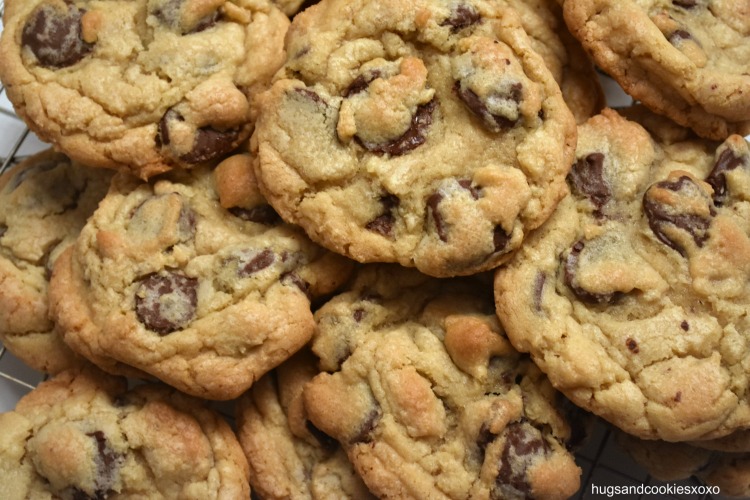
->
[495,107,750,441]
[303,265,582,499]
[0,0,289,179]
[252,0,577,277]
[0,366,250,498]
[562,0,750,140]
[49,154,354,399]
[0,149,112,374]
[236,349,374,500]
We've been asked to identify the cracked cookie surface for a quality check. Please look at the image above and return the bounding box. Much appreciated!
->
[562,0,750,140]
[252,0,576,277]
[494,108,750,441]
[236,349,374,500]
[49,154,354,399]
[303,265,581,499]
[0,367,250,499]
[0,149,112,374]
[0,0,289,178]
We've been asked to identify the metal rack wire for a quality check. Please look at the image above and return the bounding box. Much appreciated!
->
[0,9,737,498]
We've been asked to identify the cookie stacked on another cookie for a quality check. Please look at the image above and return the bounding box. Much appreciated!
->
[561,0,750,140]
[0,0,289,178]
[252,0,578,277]
[303,265,583,499]
[0,149,113,374]
[0,366,251,499]
[495,107,750,442]
[49,153,354,400]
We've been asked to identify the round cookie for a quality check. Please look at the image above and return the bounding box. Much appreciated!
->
[303,265,582,500]
[236,349,375,500]
[49,154,354,400]
[561,0,750,140]
[252,0,577,277]
[0,366,250,499]
[494,108,750,441]
[0,149,112,374]
[617,432,750,498]
[0,0,289,179]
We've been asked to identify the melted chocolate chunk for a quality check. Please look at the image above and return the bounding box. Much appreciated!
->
[281,272,312,300]
[626,337,639,353]
[673,0,698,7]
[86,430,120,499]
[152,0,219,33]
[458,179,480,199]
[427,192,448,242]
[238,249,275,277]
[22,3,93,68]
[365,194,400,237]
[563,240,620,304]
[350,408,380,444]
[455,81,522,132]
[228,205,282,225]
[135,271,198,335]
[668,29,694,45]
[295,87,326,106]
[706,148,745,206]
[643,176,715,256]
[567,152,610,216]
[493,226,510,253]
[359,99,437,156]
[494,421,549,499]
[343,70,382,97]
[440,4,481,32]
[157,108,240,164]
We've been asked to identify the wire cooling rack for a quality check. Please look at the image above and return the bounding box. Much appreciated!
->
[0,8,740,498]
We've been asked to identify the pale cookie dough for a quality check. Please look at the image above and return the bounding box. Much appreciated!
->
[304,265,582,499]
[252,0,577,277]
[495,108,750,441]
[0,0,289,178]
[0,149,112,374]
[49,154,354,399]
[0,367,250,499]
[562,0,750,140]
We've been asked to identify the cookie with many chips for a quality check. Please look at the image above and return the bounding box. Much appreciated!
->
[252,0,577,277]
[49,154,354,399]
[0,0,289,178]
[303,265,582,499]
[495,108,750,441]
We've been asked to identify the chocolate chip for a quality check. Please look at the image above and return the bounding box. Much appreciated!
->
[532,272,546,312]
[567,152,610,217]
[358,99,436,156]
[228,205,282,225]
[706,148,745,206]
[626,338,639,353]
[440,4,481,33]
[295,88,326,106]
[0,225,7,239]
[668,29,695,46]
[493,226,510,253]
[306,420,339,451]
[365,194,399,237]
[281,272,312,300]
[350,408,380,444]
[458,179,481,200]
[353,308,365,322]
[86,430,120,499]
[152,0,219,34]
[157,108,240,164]
[563,240,620,304]
[681,320,690,331]
[134,271,198,335]
[427,192,448,242]
[673,0,698,8]
[22,3,93,68]
[455,81,522,133]
[643,176,715,256]
[494,421,549,499]
[343,70,382,97]
[238,249,275,277]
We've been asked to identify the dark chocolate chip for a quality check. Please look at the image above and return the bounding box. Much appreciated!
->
[228,205,282,225]
[306,420,339,451]
[295,88,326,106]
[358,99,436,156]
[86,430,120,499]
[22,3,93,68]
[353,308,365,322]
[706,148,745,206]
[493,226,510,253]
[532,272,546,312]
[343,70,382,97]
[643,176,715,256]
[563,240,620,304]
[152,0,219,34]
[455,81,522,132]
[350,408,380,444]
[238,249,275,277]
[626,338,639,353]
[567,152,610,217]
[494,421,549,499]
[365,194,400,237]
[668,29,694,45]
[681,320,689,331]
[427,192,448,242]
[134,271,198,335]
[440,4,481,33]
[281,272,312,300]
[458,179,481,200]
[157,108,240,164]
[673,0,698,8]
